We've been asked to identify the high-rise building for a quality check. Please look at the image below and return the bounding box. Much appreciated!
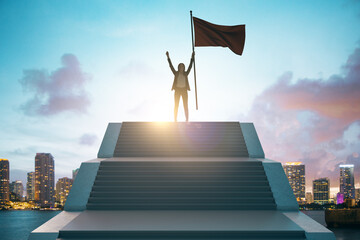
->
[10,180,24,201]
[313,178,330,205]
[355,189,360,201]
[35,153,55,208]
[339,164,355,199]
[337,192,344,204]
[55,177,73,205]
[305,192,313,204]
[0,159,10,203]
[72,168,79,180]
[283,162,305,202]
[26,172,35,201]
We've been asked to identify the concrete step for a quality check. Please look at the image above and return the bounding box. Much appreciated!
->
[92,180,271,187]
[58,230,305,239]
[113,122,249,157]
[89,192,274,198]
[96,171,266,176]
[95,175,268,181]
[88,197,275,204]
[100,161,263,167]
[91,185,272,192]
[86,203,277,210]
[88,159,275,211]
[58,238,306,240]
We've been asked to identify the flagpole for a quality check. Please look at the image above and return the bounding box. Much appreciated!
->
[190,10,198,110]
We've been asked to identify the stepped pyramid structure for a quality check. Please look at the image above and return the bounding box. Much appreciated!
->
[30,122,335,240]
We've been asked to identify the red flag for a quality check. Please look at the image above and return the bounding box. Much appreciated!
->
[193,17,246,55]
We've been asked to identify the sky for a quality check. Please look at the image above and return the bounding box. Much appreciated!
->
[0,0,360,196]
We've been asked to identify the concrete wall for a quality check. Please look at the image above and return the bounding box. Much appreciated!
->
[64,161,100,211]
[240,123,265,158]
[97,123,122,158]
[262,159,299,211]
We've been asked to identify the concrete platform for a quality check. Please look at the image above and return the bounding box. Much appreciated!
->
[61,210,302,231]
[29,122,336,240]
[58,210,306,239]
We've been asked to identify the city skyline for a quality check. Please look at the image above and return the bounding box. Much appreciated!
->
[1,154,76,208]
[2,157,359,200]
[1,1,360,193]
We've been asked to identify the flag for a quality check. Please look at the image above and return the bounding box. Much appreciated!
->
[193,17,246,55]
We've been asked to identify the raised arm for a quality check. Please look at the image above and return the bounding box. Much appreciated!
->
[186,51,195,75]
[166,51,176,74]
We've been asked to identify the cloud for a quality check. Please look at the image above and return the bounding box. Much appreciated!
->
[79,133,98,146]
[6,147,37,156]
[257,48,360,143]
[242,47,360,189]
[19,54,91,116]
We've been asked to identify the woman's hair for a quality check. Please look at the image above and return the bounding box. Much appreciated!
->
[178,63,185,71]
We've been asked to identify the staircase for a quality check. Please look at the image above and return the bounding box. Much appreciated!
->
[114,122,249,157]
[57,122,307,240]
[86,160,276,210]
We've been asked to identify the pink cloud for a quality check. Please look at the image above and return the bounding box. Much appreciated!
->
[242,47,360,189]
[19,54,91,116]
[258,48,360,143]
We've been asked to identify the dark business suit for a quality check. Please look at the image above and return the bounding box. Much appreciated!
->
[167,55,194,122]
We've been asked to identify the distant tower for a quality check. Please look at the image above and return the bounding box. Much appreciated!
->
[355,189,360,202]
[10,180,24,201]
[35,153,55,207]
[0,159,10,203]
[313,178,330,205]
[305,192,313,204]
[339,164,355,199]
[336,192,344,204]
[26,172,35,201]
[283,162,305,202]
[72,168,80,180]
[55,177,73,205]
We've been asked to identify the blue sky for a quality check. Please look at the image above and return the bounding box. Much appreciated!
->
[1,0,360,194]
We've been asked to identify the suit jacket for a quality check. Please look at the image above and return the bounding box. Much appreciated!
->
[168,56,194,91]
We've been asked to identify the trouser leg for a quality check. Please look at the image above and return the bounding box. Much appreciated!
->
[182,91,189,122]
[174,91,180,122]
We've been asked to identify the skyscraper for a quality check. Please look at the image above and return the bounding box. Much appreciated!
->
[27,172,35,201]
[283,162,305,202]
[35,153,55,208]
[55,177,73,205]
[339,164,355,199]
[10,180,24,201]
[313,178,330,205]
[336,192,344,204]
[355,189,360,202]
[305,192,313,204]
[0,159,10,203]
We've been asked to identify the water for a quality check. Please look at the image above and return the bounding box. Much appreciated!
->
[0,210,359,240]
[0,210,60,240]
[302,210,360,240]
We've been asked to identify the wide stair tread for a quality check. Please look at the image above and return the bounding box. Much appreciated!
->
[58,230,306,239]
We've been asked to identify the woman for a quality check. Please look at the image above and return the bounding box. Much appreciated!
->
[166,51,194,122]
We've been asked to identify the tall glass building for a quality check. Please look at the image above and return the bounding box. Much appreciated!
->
[10,180,24,201]
[283,162,305,202]
[339,164,355,199]
[35,153,55,208]
[27,172,35,201]
[55,177,73,205]
[313,178,330,205]
[0,159,10,203]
